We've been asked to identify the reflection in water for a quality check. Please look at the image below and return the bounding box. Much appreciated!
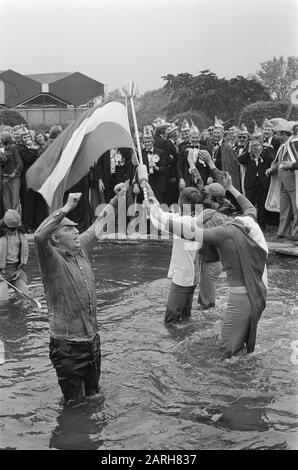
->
[0,241,297,450]
[50,395,106,450]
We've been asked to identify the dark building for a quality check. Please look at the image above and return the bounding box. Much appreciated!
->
[0,70,104,108]
[0,69,41,108]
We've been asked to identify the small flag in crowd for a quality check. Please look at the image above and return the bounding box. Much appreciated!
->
[26,100,134,210]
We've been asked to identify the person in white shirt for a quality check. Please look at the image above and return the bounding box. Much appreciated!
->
[155,187,203,325]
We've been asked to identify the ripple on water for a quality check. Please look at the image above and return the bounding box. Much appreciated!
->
[0,245,297,449]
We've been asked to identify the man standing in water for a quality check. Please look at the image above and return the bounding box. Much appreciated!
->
[34,189,123,406]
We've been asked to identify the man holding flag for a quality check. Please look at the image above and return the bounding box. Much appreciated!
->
[28,98,135,406]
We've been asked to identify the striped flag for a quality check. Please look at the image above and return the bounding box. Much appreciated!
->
[26,100,134,210]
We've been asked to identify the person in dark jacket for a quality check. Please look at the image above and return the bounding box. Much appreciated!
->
[238,134,274,231]
[96,148,133,203]
[141,126,167,203]
[153,118,178,205]
[19,129,48,231]
[2,132,23,212]
[177,123,211,190]
[178,119,191,152]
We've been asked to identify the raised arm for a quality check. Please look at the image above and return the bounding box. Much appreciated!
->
[80,183,129,251]
[202,151,224,184]
[223,173,256,219]
[187,150,204,190]
[34,193,82,262]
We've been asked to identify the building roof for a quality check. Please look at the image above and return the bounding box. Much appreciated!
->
[26,72,72,83]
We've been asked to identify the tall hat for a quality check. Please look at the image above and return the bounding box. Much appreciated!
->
[189,119,200,136]
[229,125,239,134]
[269,117,284,130]
[262,118,273,128]
[143,125,154,139]
[4,209,22,228]
[273,119,292,133]
[166,119,179,137]
[239,123,249,135]
[214,116,224,129]
[181,119,190,132]
[251,120,263,139]
[152,117,170,131]
[20,124,29,135]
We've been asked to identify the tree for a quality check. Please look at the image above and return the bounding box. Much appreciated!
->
[253,56,298,100]
[161,71,270,124]
[135,88,170,130]
[0,109,28,127]
[238,100,298,132]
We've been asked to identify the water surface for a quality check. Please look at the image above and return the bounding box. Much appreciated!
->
[0,241,297,450]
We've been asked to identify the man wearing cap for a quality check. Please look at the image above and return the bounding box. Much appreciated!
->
[0,209,29,301]
[266,120,298,241]
[34,188,125,405]
[152,118,169,151]
[177,121,213,191]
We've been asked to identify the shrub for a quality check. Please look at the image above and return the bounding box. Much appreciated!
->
[238,101,298,132]
[0,109,28,127]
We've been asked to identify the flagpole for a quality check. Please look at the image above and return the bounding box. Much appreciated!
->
[122,81,148,201]
[0,276,42,309]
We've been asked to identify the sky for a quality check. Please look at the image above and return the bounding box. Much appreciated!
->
[0,0,297,94]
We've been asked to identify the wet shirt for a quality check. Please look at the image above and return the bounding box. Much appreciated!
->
[6,232,21,264]
[34,210,99,341]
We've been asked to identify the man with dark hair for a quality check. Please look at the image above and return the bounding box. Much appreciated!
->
[161,186,202,325]
[49,125,62,142]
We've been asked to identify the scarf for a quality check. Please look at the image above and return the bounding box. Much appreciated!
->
[227,221,267,353]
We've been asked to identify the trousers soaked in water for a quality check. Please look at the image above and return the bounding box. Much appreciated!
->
[49,333,101,403]
[221,290,251,358]
[198,260,223,308]
[165,282,196,324]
